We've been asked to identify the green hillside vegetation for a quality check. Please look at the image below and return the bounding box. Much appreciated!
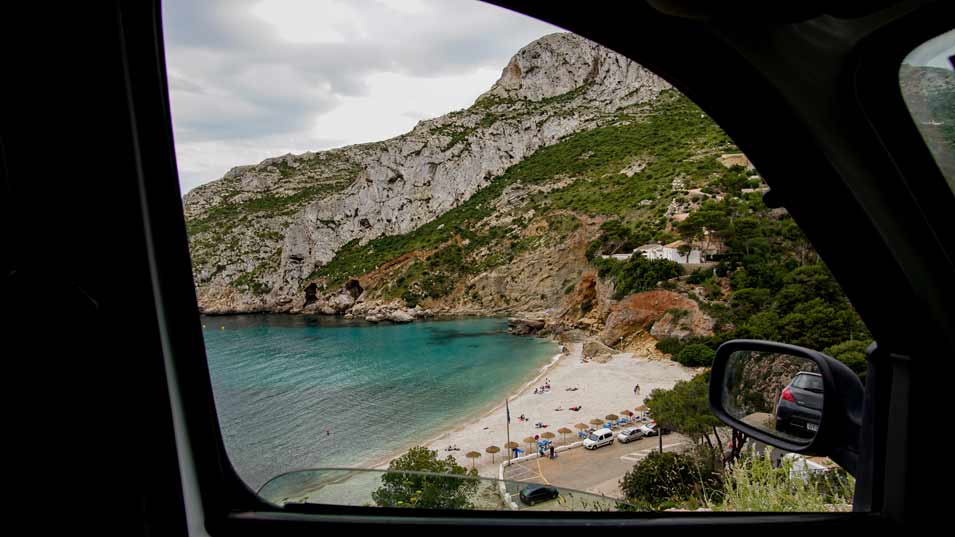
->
[647,191,871,372]
[308,89,874,368]
[308,91,736,297]
[593,255,683,299]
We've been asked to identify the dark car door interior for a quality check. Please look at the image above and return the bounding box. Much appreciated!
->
[3,0,953,534]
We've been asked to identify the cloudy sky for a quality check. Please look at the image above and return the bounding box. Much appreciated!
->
[161,0,563,194]
[904,29,955,69]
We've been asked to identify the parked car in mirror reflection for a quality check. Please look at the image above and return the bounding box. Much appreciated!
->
[774,372,823,437]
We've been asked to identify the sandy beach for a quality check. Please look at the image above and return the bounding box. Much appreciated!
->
[396,342,696,477]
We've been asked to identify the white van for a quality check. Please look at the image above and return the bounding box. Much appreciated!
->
[583,428,614,450]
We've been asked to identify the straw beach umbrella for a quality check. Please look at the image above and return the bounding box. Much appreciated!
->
[557,427,572,444]
[575,423,589,438]
[523,436,537,452]
[622,410,634,416]
[541,432,555,441]
[504,441,520,459]
[605,414,619,421]
[486,445,500,463]
[590,418,605,428]
[465,451,481,469]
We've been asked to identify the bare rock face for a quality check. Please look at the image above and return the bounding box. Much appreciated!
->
[507,317,546,335]
[599,290,713,346]
[183,32,671,314]
[347,299,430,324]
[650,307,715,340]
[582,339,618,362]
[481,33,669,105]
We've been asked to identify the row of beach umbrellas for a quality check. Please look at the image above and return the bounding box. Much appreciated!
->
[461,406,651,468]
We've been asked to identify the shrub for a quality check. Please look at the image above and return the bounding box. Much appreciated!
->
[716,447,854,512]
[372,446,479,509]
[824,339,871,382]
[655,337,685,355]
[619,447,722,510]
[687,268,712,284]
[619,451,698,509]
[595,256,683,299]
[674,344,716,367]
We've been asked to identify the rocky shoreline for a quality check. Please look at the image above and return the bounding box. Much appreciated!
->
[200,279,719,364]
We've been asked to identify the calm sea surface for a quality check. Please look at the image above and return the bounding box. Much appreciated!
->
[201,315,557,491]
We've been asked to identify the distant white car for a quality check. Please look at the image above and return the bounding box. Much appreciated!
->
[617,427,643,444]
[583,428,614,450]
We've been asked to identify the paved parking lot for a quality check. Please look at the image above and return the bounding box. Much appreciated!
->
[503,432,689,500]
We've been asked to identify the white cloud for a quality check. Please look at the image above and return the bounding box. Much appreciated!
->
[309,67,502,145]
[162,0,563,194]
[249,0,370,44]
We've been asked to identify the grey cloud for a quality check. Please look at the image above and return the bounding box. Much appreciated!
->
[168,75,206,94]
[163,0,562,186]
[401,110,427,120]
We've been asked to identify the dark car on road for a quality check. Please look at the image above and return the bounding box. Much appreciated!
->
[519,484,559,506]
[775,372,824,438]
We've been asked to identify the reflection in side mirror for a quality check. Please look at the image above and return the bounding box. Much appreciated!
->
[709,339,865,477]
[722,350,823,446]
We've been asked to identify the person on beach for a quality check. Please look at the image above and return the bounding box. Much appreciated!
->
[634,384,641,397]
[549,445,556,459]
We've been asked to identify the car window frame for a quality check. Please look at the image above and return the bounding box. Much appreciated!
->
[119,0,954,532]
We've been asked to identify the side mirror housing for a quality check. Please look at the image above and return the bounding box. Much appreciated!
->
[709,339,865,475]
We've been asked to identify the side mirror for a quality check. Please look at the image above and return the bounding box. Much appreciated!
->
[709,339,865,475]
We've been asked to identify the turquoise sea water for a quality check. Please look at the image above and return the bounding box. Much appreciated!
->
[201,315,558,491]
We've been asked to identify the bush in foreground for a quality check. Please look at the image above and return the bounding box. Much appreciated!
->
[372,446,479,509]
[674,343,716,367]
[619,446,723,510]
[716,447,854,512]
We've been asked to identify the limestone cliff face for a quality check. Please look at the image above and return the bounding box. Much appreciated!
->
[184,33,671,313]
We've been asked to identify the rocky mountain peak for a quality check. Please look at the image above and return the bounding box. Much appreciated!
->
[481,32,662,104]
[184,32,673,314]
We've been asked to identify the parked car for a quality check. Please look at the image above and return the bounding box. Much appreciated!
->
[519,484,559,506]
[617,427,643,444]
[639,422,671,437]
[774,372,824,438]
[583,428,614,449]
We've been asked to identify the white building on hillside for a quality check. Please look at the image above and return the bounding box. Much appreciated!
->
[598,241,716,265]
[635,241,704,264]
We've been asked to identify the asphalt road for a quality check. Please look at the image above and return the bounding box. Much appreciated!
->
[503,432,690,500]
